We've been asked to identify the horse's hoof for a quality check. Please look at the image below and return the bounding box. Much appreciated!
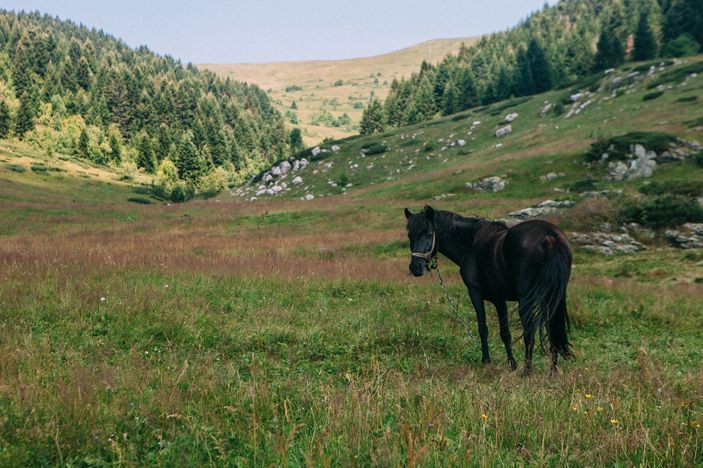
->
[481,358,491,365]
[522,367,532,377]
[509,359,517,371]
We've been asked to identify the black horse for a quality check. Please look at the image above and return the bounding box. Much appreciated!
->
[405,206,573,374]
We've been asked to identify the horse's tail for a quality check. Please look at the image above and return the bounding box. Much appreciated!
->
[522,234,572,357]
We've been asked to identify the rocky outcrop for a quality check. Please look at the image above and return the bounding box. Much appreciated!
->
[666,223,703,249]
[570,232,647,255]
[466,176,506,192]
[506,200,574,220]
[495,125,512,138]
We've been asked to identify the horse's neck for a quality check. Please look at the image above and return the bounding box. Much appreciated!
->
[437,216,479,266]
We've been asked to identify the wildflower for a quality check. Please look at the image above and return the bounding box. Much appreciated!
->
[585,393,593,399]
[610,418,619,426]
[692,421,701,430]
[100,297,106,302]
[571,405,578,412]
[481,414,488,421]
[597,406,604,412]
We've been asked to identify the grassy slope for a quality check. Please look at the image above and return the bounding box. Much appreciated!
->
[201,38,477,146]
[0,58,702,465]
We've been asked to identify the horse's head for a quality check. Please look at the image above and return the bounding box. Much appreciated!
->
[405,206,436,277]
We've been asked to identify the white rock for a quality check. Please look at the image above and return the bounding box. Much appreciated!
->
[304,194,315,201]
[271,166,282,177]
[292,176,303,185]
[279,161,292,175]
[457,139,466,146]
[331,145,340,152]
[312,146,321,156]
[495,125,512,138]
[271,185,283,194]
[504,112,519,122]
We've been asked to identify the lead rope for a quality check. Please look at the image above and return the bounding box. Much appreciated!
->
[431,261,476,342]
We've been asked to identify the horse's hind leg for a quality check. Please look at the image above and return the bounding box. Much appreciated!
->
[548,297,570,374]
[518,301,536,376]
[495,301,516,370]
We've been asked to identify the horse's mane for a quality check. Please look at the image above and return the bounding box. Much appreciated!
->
[410,208,508,245]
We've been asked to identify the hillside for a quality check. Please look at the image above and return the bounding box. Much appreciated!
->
[201,37,478,145]
[1,56,702,464]
[0,10,287,200]
[367,0,703,133]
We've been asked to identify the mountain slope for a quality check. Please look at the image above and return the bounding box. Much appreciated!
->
[201,37,478,145]
[234,56,703,226]
[0,10,287,196]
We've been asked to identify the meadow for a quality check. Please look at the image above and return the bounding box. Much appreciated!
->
[202,38,476,146]
[1,57,703,465]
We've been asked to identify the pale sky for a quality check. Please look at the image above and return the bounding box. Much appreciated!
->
[0,0,558,63]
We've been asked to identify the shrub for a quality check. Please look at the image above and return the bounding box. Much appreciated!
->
[30,164,48,173]
[662,33,700,58]
[5,164,26,173]
[337,173,349,187]
[423,140,437,152]
[285,85,303,92]
[568,178,597,193]
[639,180,703,197]
[676,96,698,103]
[642,91,664,101]
[333,79,344,87]
[695,152,703,168]
[127,197,152,204]
[362,142,388,155]
[647,60,703,89]
[619,195,703,228]
[585,132,679,162]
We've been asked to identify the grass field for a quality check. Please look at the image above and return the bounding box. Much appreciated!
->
[201,38,477,146]
[1,58,703,465]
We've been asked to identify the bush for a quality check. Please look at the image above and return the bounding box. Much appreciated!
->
[662,33,700,58]
[695,152,703,168]
[362,142,388,155]
[285,85,303,92]
[30,164,48,173]
[585,132,679,162]
[676,96,698,103]
[338,173,349,187]
[642,91,664,101]
[568,178,597,193]
[127,197,152,204]
[333,79,344,87]
[423,140,437,152]
[639,180,703,197]
[5,164,26,173]
[169,183,195,203]
[619,195,703,228]
[647,60,703,89]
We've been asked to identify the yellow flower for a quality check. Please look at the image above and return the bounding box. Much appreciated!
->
[597,406,604,412]
[610,418,619,426]
[585,393,593,399]
[692,421,701,430]
[571,405,578,412]
[481,414,488,421]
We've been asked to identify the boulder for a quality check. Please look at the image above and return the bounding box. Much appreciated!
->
[457,139,466,146]
[466,176,506,193]
[304,194,315,201]
[504,112,519,122]
[606,145,657,181]
[299,158,309,170]
[495,125,512,138]
[279,161,292,175]
[539,102,553,116]
[263,173,273,183]
[292,176,303,185]
[666,223,703,249]
[331,145,340,152]
[570,232,646,255]
[271,166,282,177]
[271,185,283,194]
[312,146,321,157]
[506,200,574,220]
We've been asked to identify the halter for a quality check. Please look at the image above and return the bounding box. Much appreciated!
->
[411,225,437,268]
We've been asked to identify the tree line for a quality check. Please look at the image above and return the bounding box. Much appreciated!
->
[0,10,290,197]
[361,0,702,135]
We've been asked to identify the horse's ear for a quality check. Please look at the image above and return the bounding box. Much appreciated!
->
[404,208,412,219]
[424,205,435,221]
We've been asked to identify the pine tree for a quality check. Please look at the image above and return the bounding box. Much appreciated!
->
[516,47,536,95]
[15,94,36,139]
[78,128,90,158]
[137,133,157,173]
[594,31,625,71]
[455,69,478,112]
[360,99,386,135]
[0,101,10,138]
[633,13,658,60]
[108,134,121,163]
[176,135,204,183]
[289,128,304,154]
[527,38,554,93]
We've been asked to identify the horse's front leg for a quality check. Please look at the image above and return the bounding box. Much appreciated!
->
[468,288,490,363]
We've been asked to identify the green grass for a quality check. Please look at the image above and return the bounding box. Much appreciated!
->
[1,56,702,465]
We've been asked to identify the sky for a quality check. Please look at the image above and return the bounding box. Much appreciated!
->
[0,0,558,64]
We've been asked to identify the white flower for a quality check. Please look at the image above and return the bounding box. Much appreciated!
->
[100,297,106,302]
